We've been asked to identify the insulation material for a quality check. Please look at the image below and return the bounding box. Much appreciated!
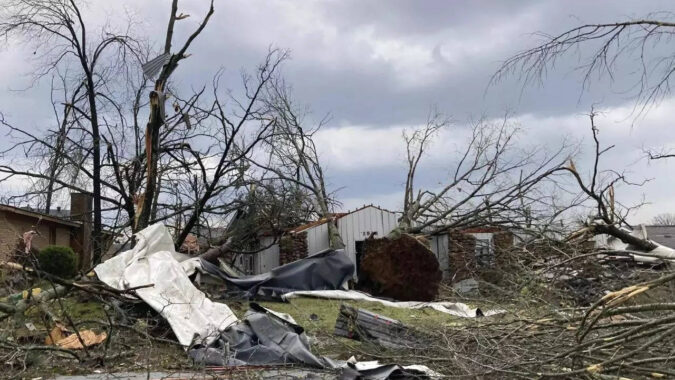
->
[45,323,107,349]
[283,290,505,318]
[94,223,238,346]
[56,330,107,350]
[358,234,442,301]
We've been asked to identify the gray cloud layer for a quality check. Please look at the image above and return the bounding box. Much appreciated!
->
[1,0,674,221]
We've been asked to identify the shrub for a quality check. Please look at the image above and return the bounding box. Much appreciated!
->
[37,245,78,278]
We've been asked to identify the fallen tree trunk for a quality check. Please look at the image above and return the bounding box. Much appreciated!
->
[357,234,442,302]
[593,224,658,252]
[199,237,233,264]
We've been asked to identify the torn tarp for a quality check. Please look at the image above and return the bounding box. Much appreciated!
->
[283,289,506,318]
[189,303,440,379]
[189,302,333,368]
[94,223,238,346]
[198,249,354,299]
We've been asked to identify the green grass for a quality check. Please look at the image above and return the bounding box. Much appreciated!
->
[248,297,463,358]
[258,297,460,333]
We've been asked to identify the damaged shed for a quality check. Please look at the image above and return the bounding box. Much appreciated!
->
[253,205,399,276]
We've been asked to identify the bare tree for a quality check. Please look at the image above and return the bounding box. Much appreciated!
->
[492,14,675,164]
[0,1,286,266]
[396,111,574,236]
[493,16,675,118]
[564,110,655,251]
[172,50,287,249]
[491,16,675,248]
[250,77,345,249]
[0,0,146,262]
[651,213,675,226]
[134,0,214,232]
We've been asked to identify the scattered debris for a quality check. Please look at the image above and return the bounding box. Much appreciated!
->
[141,53,171,80]
[452,278,479,296]
[45,323,107,349]
[95,223,238,346]
[190,303,440,379]
[334,304,428,349]
[22,230,39,254]
[358,234,442,301]
[282,289,505,318]
[179,234,200,255]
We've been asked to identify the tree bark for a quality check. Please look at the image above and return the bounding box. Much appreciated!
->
[594,224,658,252]
[200,237,232,264]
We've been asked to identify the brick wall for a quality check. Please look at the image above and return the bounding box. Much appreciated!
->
[446,228,515,283]
[447,230,477,282]
[279,231,307,265]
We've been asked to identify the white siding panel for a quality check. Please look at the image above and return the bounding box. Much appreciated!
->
[300,206,400,277]
[255,236,280,274]
[306,223,330,255]
[429,234,450,280]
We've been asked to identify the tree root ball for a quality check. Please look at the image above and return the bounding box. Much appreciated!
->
[357,234,442,301]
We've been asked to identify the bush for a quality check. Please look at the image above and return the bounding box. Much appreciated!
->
[37,245,78,278]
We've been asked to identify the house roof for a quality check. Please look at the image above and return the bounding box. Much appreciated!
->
[290,204,398,234]
[645,225,675,249]
[0,204,81,227]
[20,206,70,219]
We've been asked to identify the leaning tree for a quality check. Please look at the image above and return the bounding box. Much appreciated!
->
[492,14,675,248]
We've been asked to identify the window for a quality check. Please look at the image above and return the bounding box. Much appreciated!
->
[49,226,56,245]
[474,237,495,268]
[236,254,255,275]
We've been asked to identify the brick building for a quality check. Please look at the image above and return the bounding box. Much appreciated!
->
[429,226,514,282]
[0,193,95,268]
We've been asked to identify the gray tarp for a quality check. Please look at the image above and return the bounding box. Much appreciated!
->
[189,303,440,379]
[199,249,355,299]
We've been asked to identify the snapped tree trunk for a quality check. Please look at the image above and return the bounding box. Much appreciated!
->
[199,237,232,264]
[328,219,345,249]
[594,224,658,252]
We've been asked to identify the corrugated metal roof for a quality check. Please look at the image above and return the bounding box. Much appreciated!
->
[142,53,171,80]
[645,225,675,249]
[289,205,399,233]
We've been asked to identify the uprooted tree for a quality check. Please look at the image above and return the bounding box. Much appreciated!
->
[358,110,577,301]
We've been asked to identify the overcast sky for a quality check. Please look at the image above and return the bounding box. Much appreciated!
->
[1,0,675,223]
